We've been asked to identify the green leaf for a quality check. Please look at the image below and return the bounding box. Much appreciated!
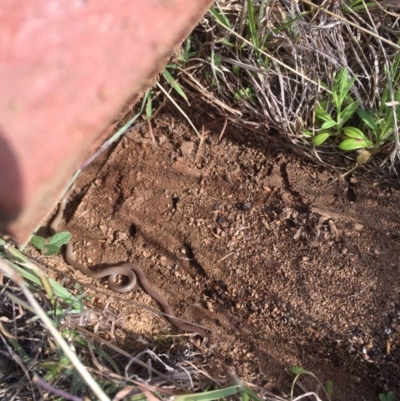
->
[339,138,373,151]
[30,235,46,250]
[291,366,307,375]
[387,391,395,401]
[48,231,71,247]
[344,77,356,100]
[339,100,360,127]
[326,380,333,397]
[388,391,395,401]
[321,120,337,130]
[313,131,332,146]
[342,126,367,140]
[334,68,356,105]
[43,244,61,256]
[332,91,340,111]
[379,392,396,401]
[336,68,347,90]
[357,109,378,137]
[315,106,333,122]
[163,69,187,101]
[333,69,346,99]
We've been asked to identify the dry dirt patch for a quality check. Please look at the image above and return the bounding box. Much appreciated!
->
[40,111,400,400]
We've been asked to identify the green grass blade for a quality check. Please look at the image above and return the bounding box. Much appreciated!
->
[241,387,249,401]
[326,380,334,397]
[209,6,231,29]
[156,82,200,137]
[240,386,265,401]
[210,13,328,91]
[258,0,267,21]
[0,260,111,401]
[246,0,259,48]
[70,331,121,375]
[0,322,31,362]
[145,95,153,119]
[129,395,147,401]
[1,255,84,311]
[67,90,149,185]
[163,69,188,102]
[262,11,312,45]
[99,89,150,149]
[175,385,242,401]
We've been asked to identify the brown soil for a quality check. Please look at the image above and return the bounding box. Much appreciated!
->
[38,107,400,400]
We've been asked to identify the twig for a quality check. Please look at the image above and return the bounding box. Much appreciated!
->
[195,126,210,163]
[300,0,400,50]
[75,326,188,392]
[218,117,228,143]
[147,119,157,144]
[33,375,83,401]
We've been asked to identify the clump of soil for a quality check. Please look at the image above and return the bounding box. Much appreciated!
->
[41,109,400,400]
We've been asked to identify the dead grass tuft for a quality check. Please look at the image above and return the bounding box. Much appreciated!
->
[169,0,400,171]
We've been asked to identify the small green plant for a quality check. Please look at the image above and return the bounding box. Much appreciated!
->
[310,62,400,164]
[356,56,400,152]
[30,231,71,256]
[234,86,256,101]
[291,366,333,401]
[311,68,373,152]
[379,391,395,401]
[177,36,199,63]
